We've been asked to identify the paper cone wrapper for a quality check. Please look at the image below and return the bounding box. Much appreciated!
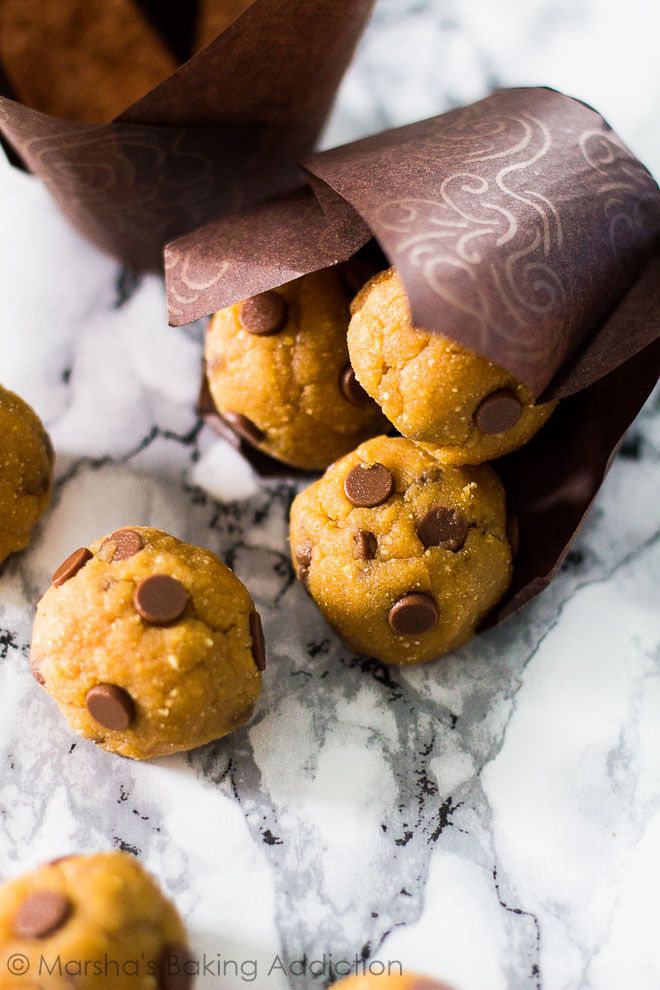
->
[0,0,376,268]
[165,87,660,622]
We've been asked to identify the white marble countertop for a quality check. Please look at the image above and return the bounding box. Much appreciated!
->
[1,2,659,989]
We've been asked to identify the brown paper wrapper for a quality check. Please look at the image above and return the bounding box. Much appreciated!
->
[0,0,376,269]
[165,87,660,623]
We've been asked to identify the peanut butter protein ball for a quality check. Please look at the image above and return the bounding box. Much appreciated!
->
[205,269,387,470]
[334,975,453,990]
[290,436,512,665]
[0,385,53,566]
[30,527,265,759]
[348,269,555,464]
[0,852,192,990]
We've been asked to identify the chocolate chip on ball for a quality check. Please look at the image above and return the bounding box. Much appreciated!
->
[344,463,394,507]
[355,530,377,559]
[340,365,370,406]
[388,593,438,635]
[86,684,135,731]
[134,575,189,625]
[51,548,93,587]
[14,891,72,939]
[102,529,144,560]
[295,541,313,582]
[222,411,265,446]
[417,507,469,551]
[474,388,523,435]
[239,291,288,336]
[249,610,267,671]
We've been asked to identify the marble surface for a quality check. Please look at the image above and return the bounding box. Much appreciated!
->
[1,2,659,989]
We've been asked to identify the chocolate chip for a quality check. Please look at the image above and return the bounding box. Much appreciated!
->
[134,575,189,625]
[388,593,438,635]
[474,388,523,434]
[159,944,195,990]
[102,529,144,560]
[417,507,469,551]
[14,891,71,939]
[44,432,55,466]
[344,463,394,507]
[355,530,377,559]
[340,365,369,406]
[507,514,520,557]
[250,610,267,671]
[223,411,265,446]
[85,684,135,731]
[295,541,312,582]
[24,474,50,496]
[239,291,287,336]
[30,655,45,686]
[51,547,92,587]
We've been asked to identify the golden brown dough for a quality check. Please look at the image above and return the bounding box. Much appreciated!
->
[0,852,192,990]
[205,269,388,470]
[348,269,556,464]
[31,526,264,760]
[290,436,512,665]
[0,385,52,566]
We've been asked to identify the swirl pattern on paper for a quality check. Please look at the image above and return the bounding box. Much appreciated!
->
[344,91,660,391]
[165,249,231,321]
[0,97,284,270]
[372,110,575,374]
[579,128,660,265]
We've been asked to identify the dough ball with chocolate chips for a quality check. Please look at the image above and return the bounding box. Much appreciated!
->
[0,851,193,990]
[0,0,177,124]
[348,269,556,464]
[0,385,53,566]
[205,269,387,470]
[334,974,454,990]
[290,436,512,665]
[30,527,265,760]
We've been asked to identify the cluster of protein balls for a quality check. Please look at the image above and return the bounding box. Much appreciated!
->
[0,248,556,769]
[205,258,556,666]
[0,383,457,986]
[0,253,555,983]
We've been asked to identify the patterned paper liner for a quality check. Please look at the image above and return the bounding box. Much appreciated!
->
[165,88,660,622]
[0,0,376,268]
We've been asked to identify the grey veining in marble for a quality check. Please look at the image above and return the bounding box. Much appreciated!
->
[1,2,659,989]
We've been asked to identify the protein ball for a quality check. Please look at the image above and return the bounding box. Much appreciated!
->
[30,526,265,759]
[290,436,512,665]
[0,851,193,990]
[348,269,556,464]
[205,269,387,470]
[0,384,53,566]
